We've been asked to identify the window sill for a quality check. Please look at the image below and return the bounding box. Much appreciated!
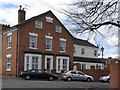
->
[60,51,66,53]
[7,47,11,49]
[6,69,11,72]
[45,49,52,51]
[29,47,37,49]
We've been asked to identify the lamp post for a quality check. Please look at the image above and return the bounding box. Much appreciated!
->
[101,47,104,59]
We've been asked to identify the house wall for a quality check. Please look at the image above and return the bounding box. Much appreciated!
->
[17,11,73,75]
[74,44,98,58]
[1,11,74,76]
[2,29,18,76]
[0,31,2,75]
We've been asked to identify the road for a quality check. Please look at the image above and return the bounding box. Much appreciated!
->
[2,78,110,88]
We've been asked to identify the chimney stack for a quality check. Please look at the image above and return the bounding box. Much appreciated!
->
[18,5,26,24]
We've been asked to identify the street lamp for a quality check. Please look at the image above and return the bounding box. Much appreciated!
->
[101,47,104,59]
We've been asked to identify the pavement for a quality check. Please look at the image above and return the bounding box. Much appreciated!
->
[1,75,22,80]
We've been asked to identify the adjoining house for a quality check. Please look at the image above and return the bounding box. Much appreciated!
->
[73,38,104,70]
[2,6,74,76]
[0,28,2,75]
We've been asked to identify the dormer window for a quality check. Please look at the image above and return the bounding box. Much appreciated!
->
[46,16,53,23]
[35,20,42,29]
[55,26,62,33]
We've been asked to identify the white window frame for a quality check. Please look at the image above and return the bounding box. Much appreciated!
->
[32,56,39,69]
[46,16,53,23]
[60,38,66,52]
[80,63,86,69]
[29,33,38,49]
[45,36,53,51]
[35,20,43,29]
[6,54,11,71]
[7,32,12,49]
[55,26,62,33]
[24,54,42,71]
[56,56,69,73]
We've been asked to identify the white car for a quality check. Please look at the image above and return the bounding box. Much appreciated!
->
[99,74,110,83]
[61,70,93,82]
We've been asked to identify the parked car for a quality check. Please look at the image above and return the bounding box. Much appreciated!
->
[61,70,93,82]
[99,74,110,83]
[20,69,58,81]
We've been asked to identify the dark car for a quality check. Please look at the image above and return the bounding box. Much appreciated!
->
[20,69,58,81]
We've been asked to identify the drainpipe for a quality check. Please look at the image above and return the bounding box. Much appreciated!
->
[16,28,20,76]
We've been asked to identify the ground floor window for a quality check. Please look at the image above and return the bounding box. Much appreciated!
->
[56,56,69,73]
[80,63,86,69]
[24,54,42,71]
[6,54,11,71]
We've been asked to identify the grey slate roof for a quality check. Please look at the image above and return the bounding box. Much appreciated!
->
[73,37,97,48]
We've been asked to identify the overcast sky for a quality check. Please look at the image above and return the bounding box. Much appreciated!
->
[0,0,118,58]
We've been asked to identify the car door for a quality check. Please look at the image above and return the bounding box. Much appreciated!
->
[30,70,37,79]
[38,70,48,79]
[70,71,78,80]
[77,71,86,81]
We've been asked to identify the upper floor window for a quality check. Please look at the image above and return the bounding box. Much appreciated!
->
[73,46,76,54]
[46,16,53,23]
[94,50,97,56]
[7,32,12,48]
[45,36,53,51]
[35,20,42,29]
[29,33,38,49]
[55,26,62,33]
[60,38,66,52]
[81,48,85,55]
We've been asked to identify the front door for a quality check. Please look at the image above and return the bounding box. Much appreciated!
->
[45,55,53,73]
[46,58,51,72]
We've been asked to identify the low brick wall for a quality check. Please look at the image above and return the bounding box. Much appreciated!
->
[73,63,110,81]
[80,69,109,81]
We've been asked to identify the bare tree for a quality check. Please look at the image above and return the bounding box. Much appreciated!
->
[61,0,120,41]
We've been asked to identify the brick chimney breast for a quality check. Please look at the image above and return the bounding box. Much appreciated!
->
[18,5,26,24]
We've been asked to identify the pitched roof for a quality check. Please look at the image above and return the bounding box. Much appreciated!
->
[3,10,97,48]
[73,37,97,48]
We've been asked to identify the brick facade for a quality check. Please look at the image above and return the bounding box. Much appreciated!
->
[2,10,73,76]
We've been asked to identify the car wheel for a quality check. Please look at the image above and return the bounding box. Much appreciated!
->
[87,78,92,82]
[25,75,31,80]
[107,78,110,83]
[49,76,54,81]
[67,77,72,81]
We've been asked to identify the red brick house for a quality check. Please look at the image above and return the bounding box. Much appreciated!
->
[2,6,73,76]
